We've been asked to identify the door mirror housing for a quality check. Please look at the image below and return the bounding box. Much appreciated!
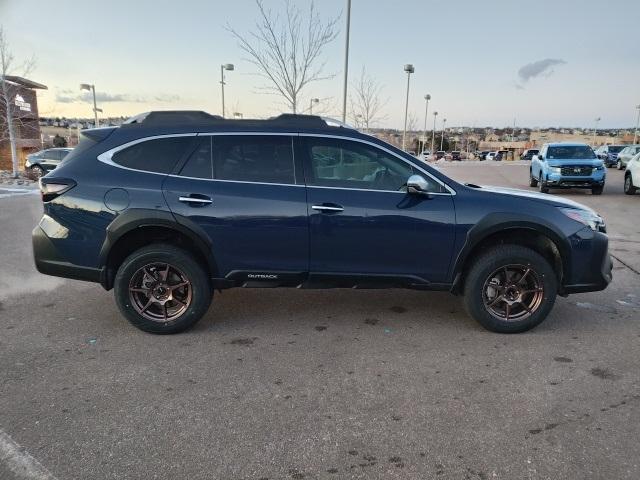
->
[407,174,431,195]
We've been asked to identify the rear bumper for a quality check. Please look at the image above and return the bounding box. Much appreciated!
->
[32,225,103,284]
[561,230,612,294]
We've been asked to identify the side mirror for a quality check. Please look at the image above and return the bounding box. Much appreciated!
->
[407,174,431,196]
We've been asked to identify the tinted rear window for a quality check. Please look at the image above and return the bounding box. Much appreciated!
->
[212,135,295,184]
[180,137,213,179]
[112,137,192,173]
[547,145,596,160]
[609,146,624,153]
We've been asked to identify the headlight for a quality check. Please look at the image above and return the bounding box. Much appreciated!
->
[549,166,562,174]
[558,207,605,232]
[592,165,604,173]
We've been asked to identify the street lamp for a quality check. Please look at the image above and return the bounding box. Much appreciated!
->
[80,83,101,127]
[422,94,431,153]
[592,117,601,146]
[440,118,447,151]
[431,111,438,155]
[310,98,319,115]
[220,63,234,118]
[633,105,640,145]
[341,0,352,123]
[402,64,414,151]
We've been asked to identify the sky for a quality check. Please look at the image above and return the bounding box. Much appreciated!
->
[1,0,639,129]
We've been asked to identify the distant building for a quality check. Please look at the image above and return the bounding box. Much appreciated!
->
[0,76,47,171]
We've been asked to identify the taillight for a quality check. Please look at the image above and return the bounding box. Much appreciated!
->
[39,178,76,202]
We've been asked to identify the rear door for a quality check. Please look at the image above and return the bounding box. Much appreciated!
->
[163,133,309,285]
[300,135,456,286]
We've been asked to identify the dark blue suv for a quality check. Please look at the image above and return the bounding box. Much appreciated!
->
[32,112,612,334]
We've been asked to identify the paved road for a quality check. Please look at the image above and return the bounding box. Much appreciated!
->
[1,165,639,480]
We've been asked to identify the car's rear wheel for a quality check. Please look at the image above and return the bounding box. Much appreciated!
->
[463,245,557,333]
[591,186,603,195]
[624,174,637,195]
[529,169,538,187]
[114,244,212,334]
[30,165,45,179]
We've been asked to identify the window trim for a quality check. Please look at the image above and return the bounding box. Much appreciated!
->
[96,131,455,195]
[96,133,198,175]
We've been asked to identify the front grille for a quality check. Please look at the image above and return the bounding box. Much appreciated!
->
[560,166,591,176]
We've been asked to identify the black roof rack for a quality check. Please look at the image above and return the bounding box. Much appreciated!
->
[122,111,353,130]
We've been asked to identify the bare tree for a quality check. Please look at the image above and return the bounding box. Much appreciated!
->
[349,67,386,131]
[407,112,418,132]
[1,27,36,178]
[227,0,339,113]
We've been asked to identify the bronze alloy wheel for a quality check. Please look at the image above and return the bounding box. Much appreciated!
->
[128,262,192,323]
[482,264,544,322]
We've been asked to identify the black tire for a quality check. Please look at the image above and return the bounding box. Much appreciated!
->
[463,245,557,333]
[114,244,212,334]
[624,174,637,195]
[31,165,45,179]
[617,160,623,170]
[529,169,538,187]
[591,186,603,195]
[539,177,549,194]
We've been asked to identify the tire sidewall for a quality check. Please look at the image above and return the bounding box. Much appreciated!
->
[114,245,212,334]
[464,246,557,333]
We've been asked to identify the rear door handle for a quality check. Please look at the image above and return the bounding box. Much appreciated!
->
[178,194,212,206]
[311,203,344,212]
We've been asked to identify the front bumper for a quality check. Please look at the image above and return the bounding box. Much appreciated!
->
[546,173,605,188]
[32,224,103,284]
[561,229,612,294]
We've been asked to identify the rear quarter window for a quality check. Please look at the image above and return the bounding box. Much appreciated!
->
[112,136,193,174]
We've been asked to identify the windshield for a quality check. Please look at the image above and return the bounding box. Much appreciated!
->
[547,145,596,160]
[609,146,625,153]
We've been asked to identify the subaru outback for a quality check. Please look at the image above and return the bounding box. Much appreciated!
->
[33,112,612,334]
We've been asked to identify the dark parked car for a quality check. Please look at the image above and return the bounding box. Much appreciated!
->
[25,148,73,178]
[595,145,625,168]
[451,151,461,161]
[521,149,539,161]
[435,150,446,160]
[33,111,612,335]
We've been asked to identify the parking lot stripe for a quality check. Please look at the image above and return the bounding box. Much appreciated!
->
[0,429,59,480]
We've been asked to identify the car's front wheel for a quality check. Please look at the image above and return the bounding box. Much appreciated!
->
[529,169,538,187]
[591,186,603,195]
[624,174,637,195]
[114,244,212,334]
[617,160,623,170]
[539,177,549,193]
[463,245,557,333]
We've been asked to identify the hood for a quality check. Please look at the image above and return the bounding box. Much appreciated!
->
[469,184,597,213]
[546,159,602,168]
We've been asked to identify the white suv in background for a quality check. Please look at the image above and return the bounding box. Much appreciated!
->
[624,152,640,195]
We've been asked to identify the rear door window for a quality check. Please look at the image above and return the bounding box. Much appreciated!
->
[179,137,213,179]
[112,136,193,173]
[212,135,295,184]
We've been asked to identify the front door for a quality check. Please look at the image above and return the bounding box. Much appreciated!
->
[300,136,456,286]
[163,134,308,285]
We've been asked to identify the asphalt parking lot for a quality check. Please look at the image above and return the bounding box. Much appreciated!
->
[1,164,639,480]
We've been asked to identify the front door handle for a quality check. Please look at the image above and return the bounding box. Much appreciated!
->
[311,203,344,212]
[178,194,212,206]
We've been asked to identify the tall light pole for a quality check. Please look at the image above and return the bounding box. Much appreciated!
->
[592,117,601,146]
[341,0,351,123]
[310,98,319,115]
[440,118,447,151]
[220,63,234,118]
[633,105,640,145]
[80,83,101,128]
[422,94,431,153]
[402,64,414,151]
[431,111,438,154]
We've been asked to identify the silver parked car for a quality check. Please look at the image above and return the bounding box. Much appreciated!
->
[615,145,640,170]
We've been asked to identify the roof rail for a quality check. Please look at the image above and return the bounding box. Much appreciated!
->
[122,111,355,130]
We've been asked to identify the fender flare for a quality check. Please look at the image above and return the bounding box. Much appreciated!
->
[98,208,218,288]
[450,212,571,289]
